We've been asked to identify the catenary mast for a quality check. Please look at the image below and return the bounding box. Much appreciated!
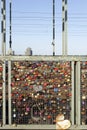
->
[52,0,55,56]
[9,0,12,50]
[62,0,68,55]
[1,0,6,56]
[8,0,13,55]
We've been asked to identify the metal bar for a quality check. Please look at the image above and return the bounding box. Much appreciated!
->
[62,0,68,55]
[65,0,68,55]
[62,0,65,55]
[76,61,81,125]
[52,0,55,56]
[8,61,12,125]
[71,61,75,125]
[2,61,6,125]
[0,124,87,129]
[8,0,13,55]
[1,0,6,56]
[9,0,12,49]
[0,55,87,61]
[1,0,4,55]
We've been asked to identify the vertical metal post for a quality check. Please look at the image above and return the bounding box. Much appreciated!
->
[71,61,75,125]
[62,0,65,55]
[8,0,13,55]
[76,61,81,125]
[9,0,12,49]
[62,0,68,55]
[8,61,12,125]
[1,0,6,56]
[2,61,6,125]
[52,0,55,56]
[65,0,68,55]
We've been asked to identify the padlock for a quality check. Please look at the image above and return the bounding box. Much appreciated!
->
[11,61,72,124]
[82,95,86,100]
[13,114,16,118]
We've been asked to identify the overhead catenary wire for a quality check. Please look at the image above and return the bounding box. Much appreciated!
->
[1,1,87,56]
[8,13,87,31]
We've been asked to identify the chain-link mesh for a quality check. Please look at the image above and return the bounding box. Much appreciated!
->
[11,61,72,124]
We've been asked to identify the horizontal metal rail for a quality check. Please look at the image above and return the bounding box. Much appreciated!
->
[0,55,87,61]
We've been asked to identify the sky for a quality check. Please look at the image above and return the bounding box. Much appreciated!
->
[1,0,87,55]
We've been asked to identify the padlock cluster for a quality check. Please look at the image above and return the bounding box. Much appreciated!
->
[11,61,71,124]
[81,61,87,125]
[0,62,3,124]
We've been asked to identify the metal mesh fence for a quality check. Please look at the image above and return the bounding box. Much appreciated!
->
[11,61,72,124]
